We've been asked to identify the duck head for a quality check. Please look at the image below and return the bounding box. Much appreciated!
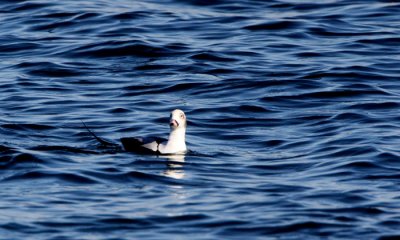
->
[169,109,187,130]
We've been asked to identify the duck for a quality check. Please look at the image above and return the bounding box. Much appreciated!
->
[120,109,187,155]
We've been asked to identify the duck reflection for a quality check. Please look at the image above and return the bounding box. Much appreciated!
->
[160,154,185,179]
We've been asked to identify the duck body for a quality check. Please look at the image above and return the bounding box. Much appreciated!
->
[121,109,187,155]
[120,137,167,154]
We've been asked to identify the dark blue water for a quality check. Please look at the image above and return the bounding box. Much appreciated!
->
[1,0,400,239]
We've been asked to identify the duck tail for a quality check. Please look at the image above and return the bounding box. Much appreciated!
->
[81,121,118,147]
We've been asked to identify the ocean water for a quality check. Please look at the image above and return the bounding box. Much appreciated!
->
[1,0,400,239]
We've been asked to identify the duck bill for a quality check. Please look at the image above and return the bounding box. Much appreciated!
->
[170,119,179,128]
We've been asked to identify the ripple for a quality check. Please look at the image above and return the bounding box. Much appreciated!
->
[17,61,84,77]
[357,37,400,46]
[244,20,302,31]
[346,102,400,110]
[2,170,98,184]
[0,153,43,170]
[190,52,238,62]
[1,123,56,131]
[69,40,182,58]
[10,2,51,12]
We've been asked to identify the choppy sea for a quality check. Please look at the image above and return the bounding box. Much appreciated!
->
[1,0,400,239]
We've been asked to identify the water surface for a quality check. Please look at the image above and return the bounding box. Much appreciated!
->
[1,0,400,239]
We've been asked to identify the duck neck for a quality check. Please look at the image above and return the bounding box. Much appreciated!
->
[166,127,186,150]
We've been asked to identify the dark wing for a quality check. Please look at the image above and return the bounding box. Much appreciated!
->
[120,136,167,154]
[140,136,167,145]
